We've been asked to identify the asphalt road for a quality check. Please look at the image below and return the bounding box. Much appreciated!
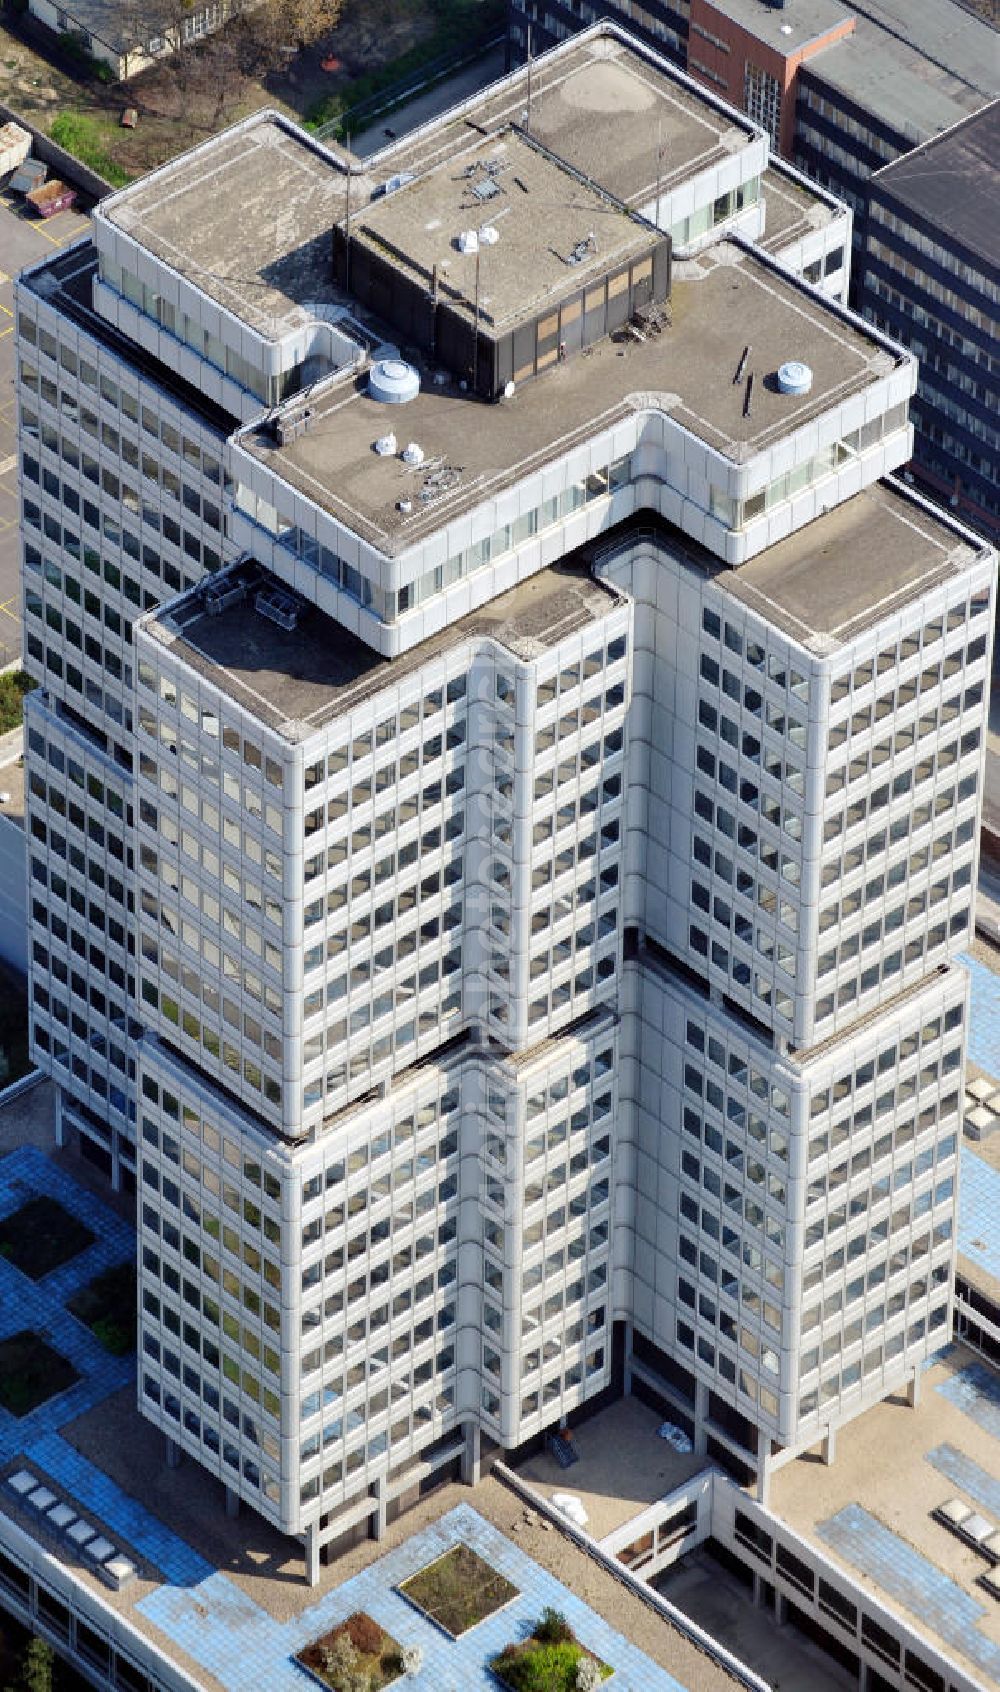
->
[0,185,90,670]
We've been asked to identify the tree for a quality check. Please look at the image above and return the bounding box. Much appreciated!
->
[18,1638,54,1692]
[242,0,345,72]
[175,0,347,128]
[319,1631,374,1692]
[321,1631,358,1679]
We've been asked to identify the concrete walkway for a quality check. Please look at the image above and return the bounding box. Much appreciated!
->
[350,43,508,158]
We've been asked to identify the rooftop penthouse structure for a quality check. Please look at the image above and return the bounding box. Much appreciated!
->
[15,23,994,1583]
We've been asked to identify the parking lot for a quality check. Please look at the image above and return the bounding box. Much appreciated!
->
[0,186,90,668]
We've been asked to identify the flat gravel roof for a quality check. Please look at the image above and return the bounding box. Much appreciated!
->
[872,101,1000,272]
[102,116,351,338]
[380,31,759,209]
[155,563,621,735]
[351,127,655,331]
[718,479,985,649]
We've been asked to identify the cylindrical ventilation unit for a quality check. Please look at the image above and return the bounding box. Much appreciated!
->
[368,358,421,404]
[777,360,813,396]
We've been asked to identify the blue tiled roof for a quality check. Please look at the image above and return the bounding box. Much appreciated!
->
[817,1504,1000,1681]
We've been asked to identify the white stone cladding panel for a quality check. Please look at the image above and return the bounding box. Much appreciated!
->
[484,1015,619,1452]
[794,965,966,1432]
[810,558,994,1044]
[625,952,804,1445]
[133,633,298,1136]
[767,213,853,308]
[15,279,232,740]
[598,526,995,1051]
[133,590,630,1134]
[136,1010,617,1534]
[135,1036,295,1529]
[622,952,964,1449]
[225,345,918,659]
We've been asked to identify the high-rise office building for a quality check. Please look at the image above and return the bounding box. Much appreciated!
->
[16,25,994,1582]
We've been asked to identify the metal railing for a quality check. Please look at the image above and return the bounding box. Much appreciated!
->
[314,32,505,144]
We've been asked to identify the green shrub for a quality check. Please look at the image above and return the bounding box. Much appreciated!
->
[19,1635,55,1692]
[495,1641,584,1692]
[90,1315,133,1355]
[0,670,34,733]
[535,1608,574,1645]
[493,1637,613,1692]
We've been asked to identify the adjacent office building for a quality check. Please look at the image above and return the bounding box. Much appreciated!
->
[16,25,994,1580]
[861,102,999,546]
[508,0,999,274]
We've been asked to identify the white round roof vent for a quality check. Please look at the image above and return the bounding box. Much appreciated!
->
[374,432,397,456]
[369,358,420,404]
[479,224,499,246]
[402,442,425,466]
[777,360,813,396]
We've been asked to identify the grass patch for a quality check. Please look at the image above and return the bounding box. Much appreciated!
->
[0,1330,80,1417]
[49,110,132,186]
[491,1609,612,1692]
[67,1261,136,1355]
[296,1611,402,1690]
[0,670,35,733]
[399,1542,518,1637]
[0,1196,95,1280]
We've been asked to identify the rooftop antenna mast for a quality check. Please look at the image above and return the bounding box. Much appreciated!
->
[472,244,482,395]
[430,262,439,361]
[655,119,666,231]
[344,132,352,295]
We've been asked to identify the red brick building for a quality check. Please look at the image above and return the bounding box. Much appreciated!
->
[686,0,855,157]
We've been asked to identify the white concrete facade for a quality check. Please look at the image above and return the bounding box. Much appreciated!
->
[16,244,236,1181]
[223,344,917,659]
[760,159,854,306]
